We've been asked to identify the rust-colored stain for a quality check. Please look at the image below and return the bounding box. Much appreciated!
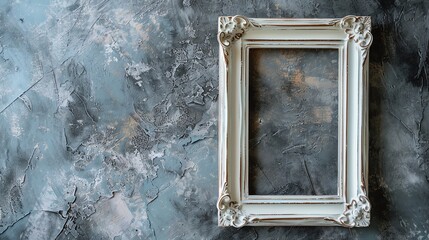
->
[312,106,333,123]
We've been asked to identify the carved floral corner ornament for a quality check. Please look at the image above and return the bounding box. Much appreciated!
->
[218,15,257,48]
[325,186,371,228]
[334,15,373,61]
[218,15,259,63]
[217,183,249,227]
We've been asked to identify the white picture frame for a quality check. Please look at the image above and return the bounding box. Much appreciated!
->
[217,16,372,227]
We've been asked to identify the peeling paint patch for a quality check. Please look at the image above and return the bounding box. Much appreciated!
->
[125,150,159,180]
[10,114,23,138]
[88,193,133,238]
[125,61,152,87]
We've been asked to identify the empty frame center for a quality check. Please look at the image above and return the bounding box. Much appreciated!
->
[248,48,339,196]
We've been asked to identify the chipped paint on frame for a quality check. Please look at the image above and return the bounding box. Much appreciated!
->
[218,16,371,227]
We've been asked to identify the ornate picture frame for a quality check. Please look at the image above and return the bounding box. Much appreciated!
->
[217,16,372,227]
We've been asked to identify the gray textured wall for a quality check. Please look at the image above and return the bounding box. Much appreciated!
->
[0,0,428,239]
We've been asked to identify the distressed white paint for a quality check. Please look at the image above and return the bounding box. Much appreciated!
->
[217,16,372,227]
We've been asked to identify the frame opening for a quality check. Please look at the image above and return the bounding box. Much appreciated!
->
[248,48,339,196]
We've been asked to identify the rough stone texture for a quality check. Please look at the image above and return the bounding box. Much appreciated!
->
[0,0,428,239]
[248,48,338,196]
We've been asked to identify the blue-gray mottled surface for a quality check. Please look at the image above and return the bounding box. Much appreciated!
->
[248,48,338,196]
[0,0,428,239]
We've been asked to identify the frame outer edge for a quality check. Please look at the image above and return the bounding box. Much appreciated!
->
[218,16,227,226]
[217,15,371,228]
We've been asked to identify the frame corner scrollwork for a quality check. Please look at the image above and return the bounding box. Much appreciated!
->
[217,182,249,228]
[218,15,258,49]
[325,185,371,228]
[335,15,373,61]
